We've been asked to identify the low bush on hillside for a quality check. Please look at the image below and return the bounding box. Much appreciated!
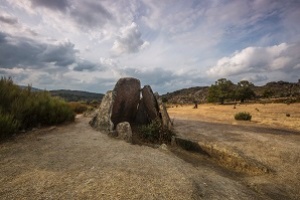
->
[0,77,75,141]
[68,102,89,114]
[234,112,252,121]
[137,119,175,144]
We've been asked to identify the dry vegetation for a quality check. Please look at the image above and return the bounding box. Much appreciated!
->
[168,103,300,132]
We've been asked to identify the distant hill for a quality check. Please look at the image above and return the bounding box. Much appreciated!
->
[19,85,104,102]
[162,80,300,104]
[162,86,209,104]
[50,90,104,102]
[19,85,41,92]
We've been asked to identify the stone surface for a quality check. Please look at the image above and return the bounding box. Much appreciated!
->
[134,99,150,125]
[111,77,141,127]
[141,85,159,121]
[116,122,132,143]
[159,143,168,151]
[156,95,172,129]
[89,91,114,132]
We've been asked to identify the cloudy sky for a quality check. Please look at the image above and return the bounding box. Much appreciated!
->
[0,0,300,94]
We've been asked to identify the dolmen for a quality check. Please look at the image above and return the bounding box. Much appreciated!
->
[90,77,172,143]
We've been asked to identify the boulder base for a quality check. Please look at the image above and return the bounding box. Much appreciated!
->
[116,122,132,143]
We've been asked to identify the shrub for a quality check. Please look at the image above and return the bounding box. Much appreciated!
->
[0,111,20,140]
[0,77,75,140]
[138,119,175,144]
[68,102,89,114]
[234,112,252,121]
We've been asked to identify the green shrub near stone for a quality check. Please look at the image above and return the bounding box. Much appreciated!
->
[234,112,252,121]
[138,119,175,144]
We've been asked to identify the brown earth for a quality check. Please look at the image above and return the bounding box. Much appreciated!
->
[168,103,300,131]
[0,105,300,199]
[168,104,300,199]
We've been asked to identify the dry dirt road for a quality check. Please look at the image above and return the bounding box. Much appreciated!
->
[0,115,299,199]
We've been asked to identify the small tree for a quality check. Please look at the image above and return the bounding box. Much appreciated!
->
[208,78,235,104]
[235,80,255,103]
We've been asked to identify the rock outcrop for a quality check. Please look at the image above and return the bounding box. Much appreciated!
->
[90,77,172,143]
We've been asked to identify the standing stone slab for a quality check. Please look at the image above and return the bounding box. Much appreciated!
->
[134,99,150,125]
[142,85,159,121]
[111,77,141,127]
[89,91,114,132]
[155,93,172,130]
[116,122,133,143]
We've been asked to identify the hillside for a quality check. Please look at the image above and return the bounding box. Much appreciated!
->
[162,86,209,104]
[50,90,104,102]
[162,80,300,104]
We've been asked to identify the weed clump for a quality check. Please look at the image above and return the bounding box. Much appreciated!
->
[234,112,252,121]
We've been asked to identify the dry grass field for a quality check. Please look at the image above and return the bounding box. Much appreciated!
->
[168,103,300,132]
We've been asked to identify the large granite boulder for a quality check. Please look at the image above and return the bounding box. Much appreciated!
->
[111,77,141,127]
[141,85,159,121]
[89,91,114,132]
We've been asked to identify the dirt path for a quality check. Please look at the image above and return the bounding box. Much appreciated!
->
[0,116,299,199]
[172,117,300,200]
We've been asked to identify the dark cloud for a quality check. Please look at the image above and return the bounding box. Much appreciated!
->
[0,32,76,68]
[37,42,78,66]
[120,67,206,93]
[0,15,18,25]
[123,67,176,86]
[31,0,70,12]
[73,60,102,72]
[70,1,113,28]
[30,0,113,29]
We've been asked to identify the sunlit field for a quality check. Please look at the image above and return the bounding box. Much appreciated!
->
[168,103,300,132]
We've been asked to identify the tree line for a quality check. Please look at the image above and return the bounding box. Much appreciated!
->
[208,78,255,104]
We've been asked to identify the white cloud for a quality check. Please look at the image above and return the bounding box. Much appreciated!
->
[111,22,149,55]
[206,43,300,77]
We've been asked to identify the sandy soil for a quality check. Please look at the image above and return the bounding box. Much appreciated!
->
[1,109,299,199]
